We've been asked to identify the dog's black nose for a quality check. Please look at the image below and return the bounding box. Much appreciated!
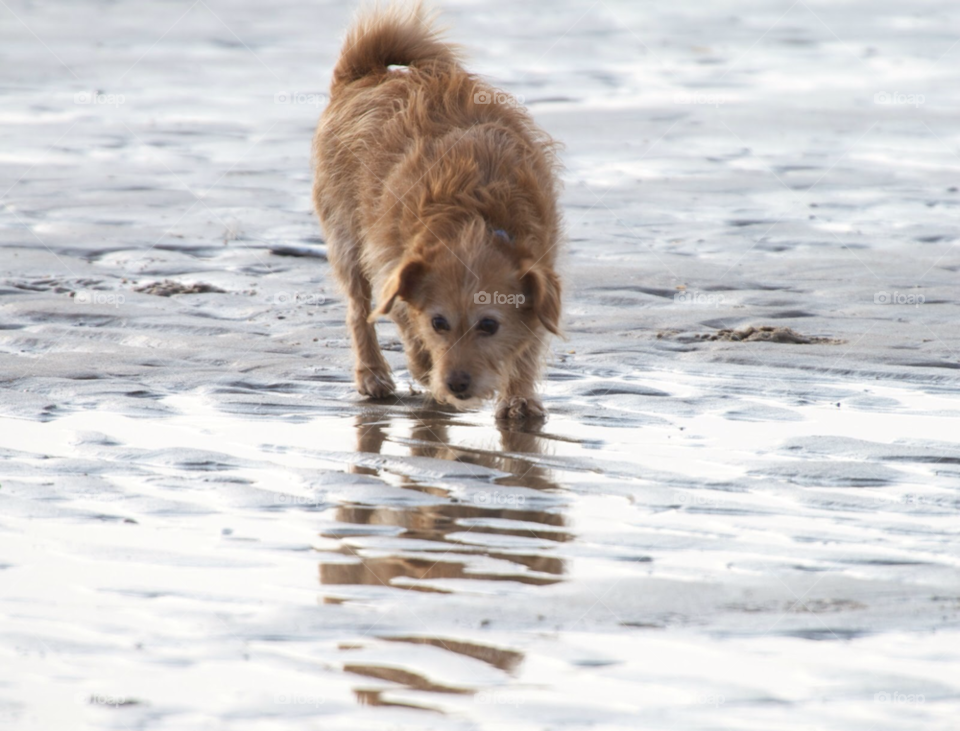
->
[447,371,471,396]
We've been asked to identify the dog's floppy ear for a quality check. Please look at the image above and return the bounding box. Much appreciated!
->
[369,258,427,321]
[519,259,562,335]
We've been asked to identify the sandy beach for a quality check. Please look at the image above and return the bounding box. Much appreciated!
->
[2,0,959,729]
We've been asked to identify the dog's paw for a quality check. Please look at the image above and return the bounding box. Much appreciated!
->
[495,395,546,421]
[356,368,395,399]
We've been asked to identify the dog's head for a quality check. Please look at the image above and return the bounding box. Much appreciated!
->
[370,222,560,408]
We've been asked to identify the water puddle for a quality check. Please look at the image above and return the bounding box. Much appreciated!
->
[2,375,959,719]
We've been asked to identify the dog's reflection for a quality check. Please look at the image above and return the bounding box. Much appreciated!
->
[320,411,568,591]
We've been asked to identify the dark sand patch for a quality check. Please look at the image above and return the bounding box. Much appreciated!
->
[704,326,841,344]
[134,280,227,296]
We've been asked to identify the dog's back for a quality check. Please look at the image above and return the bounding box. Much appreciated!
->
[312,4,459,243]
[313,4,560,274]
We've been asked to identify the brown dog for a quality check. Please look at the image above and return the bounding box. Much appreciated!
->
[312,4,562,420]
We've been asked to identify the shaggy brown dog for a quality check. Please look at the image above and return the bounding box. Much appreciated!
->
[312,4,562,420]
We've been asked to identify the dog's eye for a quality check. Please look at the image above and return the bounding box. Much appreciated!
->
[432,315,450,333]
[477,318,499,336]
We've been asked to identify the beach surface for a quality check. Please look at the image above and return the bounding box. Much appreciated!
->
[1,1,959,729]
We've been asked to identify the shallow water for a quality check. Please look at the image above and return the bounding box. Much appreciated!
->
[2,0,960,729]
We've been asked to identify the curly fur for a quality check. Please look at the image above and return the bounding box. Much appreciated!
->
[312,2,563,419]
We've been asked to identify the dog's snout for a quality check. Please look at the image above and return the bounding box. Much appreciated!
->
[446,371,471,397]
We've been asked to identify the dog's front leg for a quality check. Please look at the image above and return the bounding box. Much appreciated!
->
[341,263,395,399]
[350,304,395,398]
[496,340,546,421]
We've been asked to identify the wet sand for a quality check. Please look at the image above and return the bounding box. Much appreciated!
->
[2,1,959,729]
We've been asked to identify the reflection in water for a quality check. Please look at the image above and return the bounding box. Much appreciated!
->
[347,663,472,694]
[319,409,570,708]
[381,636,524,674]
[348,634,523,711]
[320,412,568,592]
[354,687,441,712]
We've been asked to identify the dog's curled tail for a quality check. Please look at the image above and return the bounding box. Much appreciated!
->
[332,3,457,90]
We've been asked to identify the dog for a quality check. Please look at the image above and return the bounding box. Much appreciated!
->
[312,3,562,420]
